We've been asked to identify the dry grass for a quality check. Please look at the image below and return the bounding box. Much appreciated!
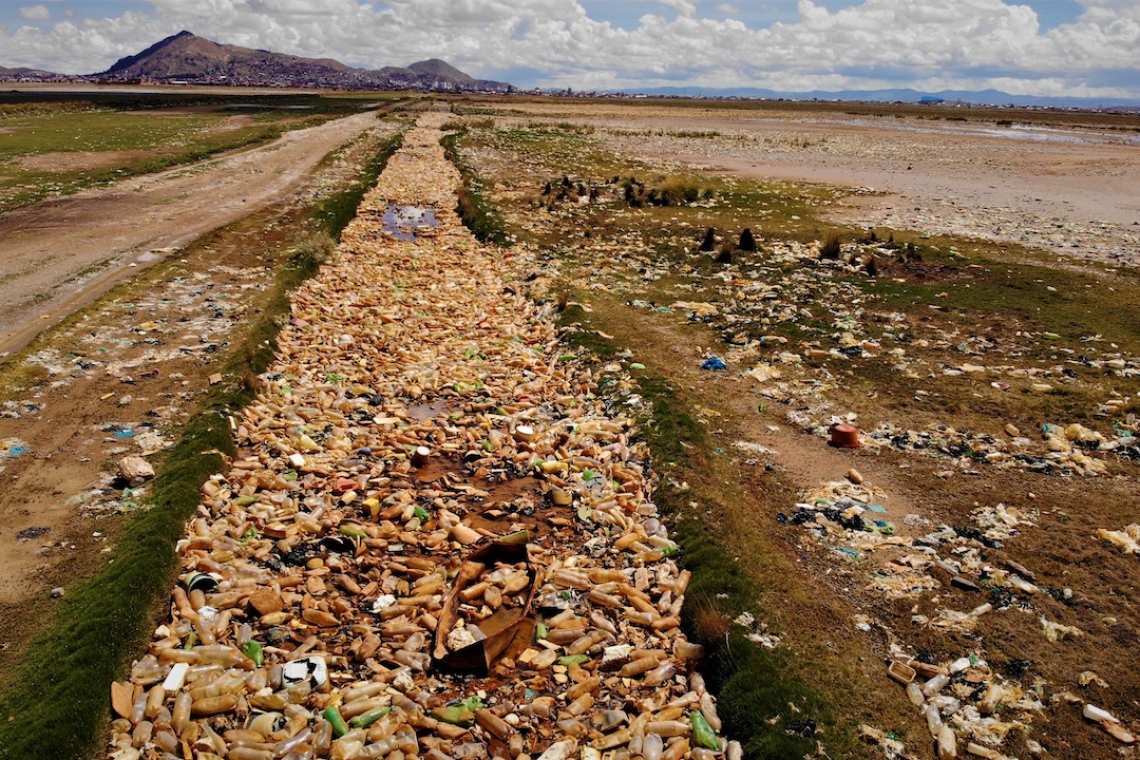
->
[819,232,842,260]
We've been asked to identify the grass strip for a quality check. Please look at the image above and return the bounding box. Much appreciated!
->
[440,130,512,246]
[316,131,404,240]
[1,117,319,215]
[559,304,829,760]
[0,133,403,760]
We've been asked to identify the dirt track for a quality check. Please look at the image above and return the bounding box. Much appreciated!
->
[0,110,381,358]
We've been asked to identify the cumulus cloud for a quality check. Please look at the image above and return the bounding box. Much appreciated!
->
[655,0,697,17]
[19,5,51,20]
[0,0,1137,97]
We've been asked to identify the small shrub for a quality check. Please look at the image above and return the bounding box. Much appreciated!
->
[819,233,842,260]
[691,596,731,643]
[738,228,757,252]
[699,227,717,252]
[715,241,735,264]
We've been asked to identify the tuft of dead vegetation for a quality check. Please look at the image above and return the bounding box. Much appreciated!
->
[819,232,842,260]
[699,227,717,252]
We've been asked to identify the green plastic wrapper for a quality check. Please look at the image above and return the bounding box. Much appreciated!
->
[690,710,719,750]
[432,705,475,727]
[241,640,263,667]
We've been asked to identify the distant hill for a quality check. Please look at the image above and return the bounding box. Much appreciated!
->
[0,65,66,82]
[94,31,512,93]
[607,85,1140,110]
[408,59,474,84]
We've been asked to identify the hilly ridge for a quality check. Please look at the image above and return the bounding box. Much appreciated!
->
[96,31,511,93]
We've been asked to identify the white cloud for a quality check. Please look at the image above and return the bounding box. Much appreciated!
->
[19,5,51,20]
[0,0,1137,97]
[715,3,738,14]
[655,0,697,17]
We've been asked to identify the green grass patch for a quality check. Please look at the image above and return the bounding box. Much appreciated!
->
[0,93,407,214]
[440,130,512,246]
[315,131,404,240]
[0,112,302,213]
[0,133,404,760]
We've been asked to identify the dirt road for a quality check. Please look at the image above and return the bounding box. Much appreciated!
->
[0,110,382,358]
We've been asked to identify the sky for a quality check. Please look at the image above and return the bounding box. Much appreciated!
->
[1,0,1138,97]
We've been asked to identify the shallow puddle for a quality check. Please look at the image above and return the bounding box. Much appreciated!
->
[404,400,450,421]
[380,204,438,240]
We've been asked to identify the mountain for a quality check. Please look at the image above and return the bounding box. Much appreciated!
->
[408,59,473,84]
[95,31,511,93]
[0,65,66,81]
[606,85,1140,110]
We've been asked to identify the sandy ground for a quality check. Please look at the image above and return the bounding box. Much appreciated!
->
[0,110,381,359]
[583,110,1140,267]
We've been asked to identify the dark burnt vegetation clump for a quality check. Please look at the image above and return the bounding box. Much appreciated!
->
[699,227,717,252]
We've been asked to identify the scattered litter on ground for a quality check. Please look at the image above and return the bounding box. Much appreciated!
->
[105,114,737,760]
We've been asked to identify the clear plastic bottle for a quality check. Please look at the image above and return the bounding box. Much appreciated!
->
[643,662,675,687]
[643,733,664,760]
[924,704,944,737]
[171,692,192,735]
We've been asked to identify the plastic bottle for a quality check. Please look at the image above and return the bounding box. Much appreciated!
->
[921,673,949,698]
[936,725,957,759]
[662,737,690,760]
[130,691,147,725]
[395,725,418,754]
[1083,704,1119,723]
[171,692,192,735]
[699,693,721,731]
[673,640,703,660]
[642,733,664,760]
[923,704,944,737]
[229,748,274,760]
[643,662,675,687]
[145,685,167,719]
[153,729,179,754]
[274,727,312,757]
[312,720,332,754]
[132,720,154,748]
[356,735,398,758]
